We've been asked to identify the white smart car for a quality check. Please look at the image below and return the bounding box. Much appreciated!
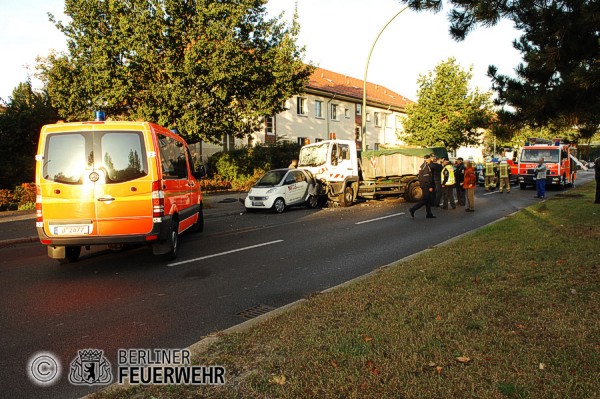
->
[245,168,319,213]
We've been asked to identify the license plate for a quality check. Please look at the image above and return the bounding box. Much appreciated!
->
[53,225,90,235]
[252,201,264,206]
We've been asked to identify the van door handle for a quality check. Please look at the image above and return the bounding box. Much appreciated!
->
[97,196,116,202]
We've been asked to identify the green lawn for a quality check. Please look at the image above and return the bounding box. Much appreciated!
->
[95,182,600,399]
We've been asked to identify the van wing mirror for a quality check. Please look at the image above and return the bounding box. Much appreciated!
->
[193,164,207,179]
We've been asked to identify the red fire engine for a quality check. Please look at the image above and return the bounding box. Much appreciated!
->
[517,138,579,189]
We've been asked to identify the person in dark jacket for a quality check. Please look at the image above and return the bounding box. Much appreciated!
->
[409,155,436,219]
[595,157,600,204]
[454,157,465,206]
[430,155,443,207]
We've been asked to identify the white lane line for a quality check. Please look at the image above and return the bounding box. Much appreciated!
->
[355,213,405,225]
[483,191,499,196]
[167,240,284,267]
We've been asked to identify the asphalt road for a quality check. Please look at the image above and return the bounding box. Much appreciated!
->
[0,171,595,398]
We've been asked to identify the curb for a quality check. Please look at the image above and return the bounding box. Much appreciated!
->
[0,236,38,248]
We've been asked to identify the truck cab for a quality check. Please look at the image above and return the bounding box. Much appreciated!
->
[298,140,360,206]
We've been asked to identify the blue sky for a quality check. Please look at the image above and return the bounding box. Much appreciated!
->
[0,0,522,102]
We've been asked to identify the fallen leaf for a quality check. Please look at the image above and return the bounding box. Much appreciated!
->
[539,363,545,370]
[456,356,471,363]
[330,360,338,368]
[363,335,373,342]
[270,374,286,385]
[436,314,442,321]
[517,324,526,330]
[428,361,436,367]
[436,366,443,375]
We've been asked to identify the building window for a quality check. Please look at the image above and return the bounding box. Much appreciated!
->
[374,112,382,127]
[344,108,350,118]
[297,137,310,146]
[315,100,323,118]
[374,142,381,150]
[331,104,339,121]
[265,116,274,136]
[297,97,307,116]
[356,104,362,116]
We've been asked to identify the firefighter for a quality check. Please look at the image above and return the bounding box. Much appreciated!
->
[498,157,511,193]
[484,156,497,191]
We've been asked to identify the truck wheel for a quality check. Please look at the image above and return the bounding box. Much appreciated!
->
[519,183,527,190]
[58,246,81,264]
[272,198,286,213]
[164,220,179,261]
[339,186,354,207]
[405,181,423,202]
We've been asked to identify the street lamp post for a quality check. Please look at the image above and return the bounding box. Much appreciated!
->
[362,6,409,150]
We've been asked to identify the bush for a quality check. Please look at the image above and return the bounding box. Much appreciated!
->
[0,189,13,208]
[13,183,36,205]
[207,142,301,188]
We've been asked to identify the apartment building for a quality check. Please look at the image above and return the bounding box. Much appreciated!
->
[199,67,414,161]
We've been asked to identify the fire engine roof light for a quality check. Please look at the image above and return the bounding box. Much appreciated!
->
[94,110,106,121]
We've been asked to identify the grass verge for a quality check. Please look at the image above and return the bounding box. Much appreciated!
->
[94,183,600,399]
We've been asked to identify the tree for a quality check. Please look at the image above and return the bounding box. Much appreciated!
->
[36,0,313,144]
[0,82,59,188]
[400,58,493,150]
[398,0,599,140]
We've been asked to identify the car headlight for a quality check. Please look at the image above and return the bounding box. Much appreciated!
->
[266,188,277,195]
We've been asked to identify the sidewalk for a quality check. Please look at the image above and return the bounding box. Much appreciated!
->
[0,192,247,248]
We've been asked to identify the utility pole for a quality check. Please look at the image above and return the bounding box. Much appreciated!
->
[362,6,409,150]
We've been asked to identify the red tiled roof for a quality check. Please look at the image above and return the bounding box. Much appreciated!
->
[306,67,413,110]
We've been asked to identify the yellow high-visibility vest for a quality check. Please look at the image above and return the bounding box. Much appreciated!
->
[499,163,509,178]
[443,165,455,185]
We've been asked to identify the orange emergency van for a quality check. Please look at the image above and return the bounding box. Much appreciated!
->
[35,118,205,263]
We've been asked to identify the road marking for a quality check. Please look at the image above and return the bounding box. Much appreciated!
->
[167,240,284,267]
[355,213,405,225]
[483,191,499,196]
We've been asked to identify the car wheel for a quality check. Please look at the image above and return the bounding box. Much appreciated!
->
[306,194,318,209]
[58,246,81,264]
[339,186,354,207]
[164,220,179,260]
[272,198,286,213]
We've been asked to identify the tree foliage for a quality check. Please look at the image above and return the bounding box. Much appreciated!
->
[37,0,313,143]
[400,58,493,150]
[399,0,600,140]
[0,82,59,188]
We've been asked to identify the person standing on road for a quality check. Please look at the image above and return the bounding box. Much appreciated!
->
[441,158,456,209]
[498,158,511,193]
[534,157,547,199]
[454,157,465,206]
[595,156,600,204]
[463,160,477,212]
[484,156,497,191]
[430,155,443,207]
[409,155,436,219]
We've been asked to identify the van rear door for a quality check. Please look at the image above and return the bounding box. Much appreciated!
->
[93,129,154,235]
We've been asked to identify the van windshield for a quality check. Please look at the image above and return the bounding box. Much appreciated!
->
[43,131,148,184]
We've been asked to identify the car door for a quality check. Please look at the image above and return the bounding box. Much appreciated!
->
[284,170,308,204]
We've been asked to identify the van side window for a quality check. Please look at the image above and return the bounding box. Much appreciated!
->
[158,135,188,179]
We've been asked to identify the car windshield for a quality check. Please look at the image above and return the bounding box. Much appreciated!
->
[254,170,287,187]
[520,149,559,163]
[299,143,328,167]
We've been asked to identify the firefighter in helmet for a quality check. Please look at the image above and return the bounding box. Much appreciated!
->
[498,157,511,193]
[484,156,497,191]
